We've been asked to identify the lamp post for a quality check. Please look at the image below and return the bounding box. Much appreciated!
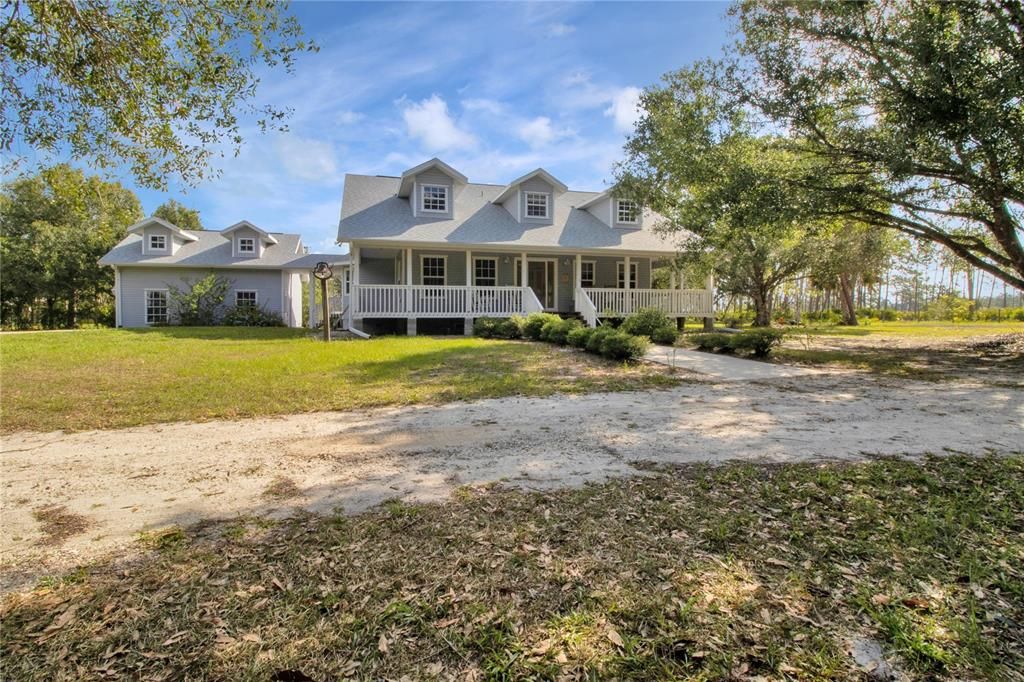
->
[312,262,333,342]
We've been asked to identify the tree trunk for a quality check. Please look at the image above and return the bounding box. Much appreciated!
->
[45,297,56,329]
[837,274,858,325]
[65,292,77,328]
[751,287,773,327]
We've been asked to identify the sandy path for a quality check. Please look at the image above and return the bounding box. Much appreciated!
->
[2,372,1022,590]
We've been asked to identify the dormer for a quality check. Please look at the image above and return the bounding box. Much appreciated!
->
[576,191,646,229]
[127,217,199,256]
[396,158,468,219]
[492,169,568,225]
[222,220,279,259]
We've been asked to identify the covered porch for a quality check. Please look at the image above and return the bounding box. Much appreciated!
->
[345,245,714,333]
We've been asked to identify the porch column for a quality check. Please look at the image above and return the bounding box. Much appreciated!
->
[520,252,527,289]
[351,246,360,317]
[575,254,582,306]
[669,271,676,290]
[308,275,318,329]
[704,271,715,330]
[465,250,472,285]
[405,247,413,315]
[624,256,631,289]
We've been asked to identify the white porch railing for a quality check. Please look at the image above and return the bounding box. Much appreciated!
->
[575,287,598,328]
[574,288,712,327]
[354,285,540,318]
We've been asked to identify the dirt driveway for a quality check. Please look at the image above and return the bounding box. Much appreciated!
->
[2,368,1021,591]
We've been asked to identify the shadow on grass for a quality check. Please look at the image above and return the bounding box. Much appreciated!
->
[119,326,312,341]
[2,456,1021,681]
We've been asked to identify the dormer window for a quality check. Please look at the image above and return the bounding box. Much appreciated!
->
[525,192,549,219]
[149,234,167,251]
[421,185,448,213]
[616,199,639,224]
[238,237,256,255]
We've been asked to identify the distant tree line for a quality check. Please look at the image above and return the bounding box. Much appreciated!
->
[0,165,203,329]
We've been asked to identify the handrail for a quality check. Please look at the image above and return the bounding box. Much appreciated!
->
[575,287,598,327]
[522,286,545,314]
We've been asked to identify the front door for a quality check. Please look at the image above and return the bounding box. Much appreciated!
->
[517,259,556,309]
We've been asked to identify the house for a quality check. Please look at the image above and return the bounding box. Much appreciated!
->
[336,158,712,335]
[99,217,348,328]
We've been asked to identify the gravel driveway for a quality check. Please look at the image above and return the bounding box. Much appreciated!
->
[2,370,1021,591]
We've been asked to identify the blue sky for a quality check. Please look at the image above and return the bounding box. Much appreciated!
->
[133,2,734,253]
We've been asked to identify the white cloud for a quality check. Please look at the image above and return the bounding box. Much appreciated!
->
[399,95,477,152]
[336,110,364,125]
[462,98,505,115]
[517,116,572,149]
[547,23,575,37]
[276,135,338,182]
[604,86,643,134]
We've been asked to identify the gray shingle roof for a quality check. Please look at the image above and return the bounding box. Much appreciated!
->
[99,230,334,270]
[338,175,686,254]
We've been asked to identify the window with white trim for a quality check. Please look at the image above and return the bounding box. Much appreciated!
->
[145,290,168,324]
[525,192,549,218]
[238,237,256,254]
[149,234,167,251]
[343,268,351,295]
[580,261,595,288]
[474,258,497,286]
[422,256,446,286]
[235,290,258,308]
[421,185,448,213]
[617,262,638,289]
[616,199,639,224]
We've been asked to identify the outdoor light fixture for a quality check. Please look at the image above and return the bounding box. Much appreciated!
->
[313,261,333,281]
[503,256,510,264]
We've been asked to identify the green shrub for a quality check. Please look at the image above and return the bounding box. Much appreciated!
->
[650,325,679,345]
[221,305,285,327]
[473,317,521,339]
[878,309,898,321]
[621,308,672,337]
[691,332,734,351]
[541,318,582,345]
[566,326,594,349]
[522,312,561,341]
[730,328,784,357]
[586,326,616,354]
[599,330,650,361]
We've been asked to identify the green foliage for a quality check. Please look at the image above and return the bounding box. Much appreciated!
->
[1,1,316,189]
[540,318,582,345]
[0,164,142,328]
[521,313,562,341]
[598,330,650,361]
[650,325,679,345]
[621,307,678,345]
[566,326,594,349]
[473,317,522,340]
[221,305,285,327]
[585,326,616,354]
[167,274,231,326]
[691,333,735,352]
[730,0,1024,290]
[153,200,203,230]
[729,328,784,357]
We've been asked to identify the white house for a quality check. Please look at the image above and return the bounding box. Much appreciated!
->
[336,158,712,335]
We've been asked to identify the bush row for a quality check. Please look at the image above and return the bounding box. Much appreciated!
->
[473,311,654,361]
[690,328,784,357]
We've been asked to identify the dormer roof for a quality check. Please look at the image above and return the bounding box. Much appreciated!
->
[222,220,279,245]
[125,216,199,242]
[396,158,468,198]
[574,189,612,210]
[492,168,569,204]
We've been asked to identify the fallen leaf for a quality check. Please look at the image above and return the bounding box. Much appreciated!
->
[901,596,929,610]
[378,633,388,654]
[242,632,262,643]
[606,628,624,648]
[871,594,891,606]
[555,650,568,664]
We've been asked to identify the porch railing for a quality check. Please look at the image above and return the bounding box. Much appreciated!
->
[575,287,598,328]
[354,285,537,318]
[586,288,712,318]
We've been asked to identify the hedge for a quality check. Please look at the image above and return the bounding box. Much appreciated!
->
[474,312,649,362]
[690,328,784,357]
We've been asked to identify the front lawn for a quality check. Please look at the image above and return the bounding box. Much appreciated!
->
[2,455,1021,680]
[0,328,677,433]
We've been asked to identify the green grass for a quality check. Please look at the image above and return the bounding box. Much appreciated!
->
[2,455,1021,680]
[0,328,678,433]
[784,320,1024,338]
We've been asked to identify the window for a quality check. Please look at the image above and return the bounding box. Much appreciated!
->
[580,261,595,288]
[148,234,167,251]
[145,290,168,324]
[421,256,446,285]
[525,192,549,219]
[235,290,258,308]
[474,258,497,286]
[343,268,351,295]
[421,184,448,213]
[237,237,256,254]
[616,199,639,224]
[617,262,638,289]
